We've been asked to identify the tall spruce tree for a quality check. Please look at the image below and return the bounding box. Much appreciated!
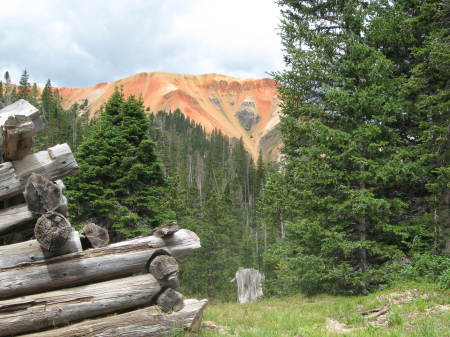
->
[66,88,174,240]
[18,69,31,99]
[264,0,449,295]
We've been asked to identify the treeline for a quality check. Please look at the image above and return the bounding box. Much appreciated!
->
[0,70,89,152]
[150,110,269,299]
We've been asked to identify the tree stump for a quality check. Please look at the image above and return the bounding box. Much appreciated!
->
[156,288,184,313]
[149,254,180,288]
[34,211,72,252]
[80,222,110,248]
[233,268,264,303]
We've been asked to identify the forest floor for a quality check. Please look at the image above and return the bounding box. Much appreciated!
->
[179,282,449,337]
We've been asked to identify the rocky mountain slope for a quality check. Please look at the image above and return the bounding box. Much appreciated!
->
[58,72,281,160]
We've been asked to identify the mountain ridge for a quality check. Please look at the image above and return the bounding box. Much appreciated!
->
[58,72,281,160]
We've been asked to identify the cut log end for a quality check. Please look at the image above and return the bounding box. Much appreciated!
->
[149,254,180,288]
[153,221,181,238]
[157,288,184,313]
[80,222,110,248]
[24,173,62,214]
[34,211,72,252]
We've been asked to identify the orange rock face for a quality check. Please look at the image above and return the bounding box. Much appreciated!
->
[58,72,281,160]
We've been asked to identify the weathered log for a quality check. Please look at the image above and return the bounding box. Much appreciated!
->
[80,222,109,248]
[0,100,43,162]
[157,288,184,313]
[149,254,180,288]
[0,203,34,235]
[1,115,35,161]
[0,273,161,337]
[0,231,82,268]
[24,173,63,214]
[0,229,200,299]
[0,196,68,236]
[153,221,181,238]
[21,299,208,337]
[0,143,79,201]
[0,99,43,131]
[34,211,72,251]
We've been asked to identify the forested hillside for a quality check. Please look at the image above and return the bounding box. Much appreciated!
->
[1,0,448,303]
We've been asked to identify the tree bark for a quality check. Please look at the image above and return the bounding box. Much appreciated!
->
[0,274,161,337]
[20,299,208,337]
[34,211,72,252]
[0,143,79,201]
[0,231,82,268]
[0,229,200,299]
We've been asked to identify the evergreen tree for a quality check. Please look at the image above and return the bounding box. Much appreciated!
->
[66,88,174,240]
[41,79,54,121]
[264,0,449,295]
[18,69,31,99]
[29,83,40,107]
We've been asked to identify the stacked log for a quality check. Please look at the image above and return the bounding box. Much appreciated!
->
[0,100,207,336]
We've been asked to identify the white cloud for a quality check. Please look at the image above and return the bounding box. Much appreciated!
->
[0,0,283,87]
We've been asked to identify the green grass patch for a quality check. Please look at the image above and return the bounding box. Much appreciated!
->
[179,282,449,337]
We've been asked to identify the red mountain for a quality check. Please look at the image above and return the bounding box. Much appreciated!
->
[59,72,281,160]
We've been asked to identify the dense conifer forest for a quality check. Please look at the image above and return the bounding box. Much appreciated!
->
[1,0,448,302]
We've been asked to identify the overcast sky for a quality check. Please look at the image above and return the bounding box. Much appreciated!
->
[0,0,284,88]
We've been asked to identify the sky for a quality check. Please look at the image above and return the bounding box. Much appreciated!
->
[0,0,284,88]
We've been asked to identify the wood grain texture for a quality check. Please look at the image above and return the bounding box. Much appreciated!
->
[0,143,78,201]
[150,254,179,288]
[0,231,82,269]
[34,211,72,251]
[156,288,184,313]
[24,173,63,214]
[21,299,208,337]
[0,274,161,336]
[1,115,35,161]
[0,99,43,131]
[0,229,200,299]
[0,202,35,235]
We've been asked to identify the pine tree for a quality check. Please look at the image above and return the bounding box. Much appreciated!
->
[41,79,54,121]
[29,83,40,107]
[18,69,31,100]
[66,88,174,241]
[264,0,449,295]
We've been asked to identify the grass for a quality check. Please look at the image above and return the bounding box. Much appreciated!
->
[178,282,449,337]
